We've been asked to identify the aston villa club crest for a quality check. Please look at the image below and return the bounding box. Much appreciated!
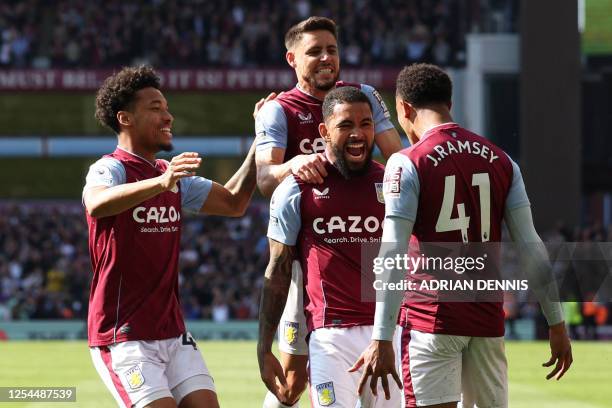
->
[316,382,335,406]
[284,321,299,346]
[125,365,145,390]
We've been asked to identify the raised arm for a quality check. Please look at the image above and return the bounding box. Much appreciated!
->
[84,152,201,218]
[199,140,257,217]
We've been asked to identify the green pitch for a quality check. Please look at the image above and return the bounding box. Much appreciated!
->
[0,341,610,407]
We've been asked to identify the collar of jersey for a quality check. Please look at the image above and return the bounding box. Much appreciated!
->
[295,83,324,102]
[421,122,459,141]
[115,146,157,168]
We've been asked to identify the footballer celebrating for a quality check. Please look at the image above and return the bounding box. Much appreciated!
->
[258,87,402,408]
[255,16,402,408]
[353,64,573,407]
[84,66,257,408]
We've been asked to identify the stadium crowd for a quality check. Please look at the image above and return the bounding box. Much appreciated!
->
[0,201,610,339]
[0,0,517,69]
[0,201,269,323]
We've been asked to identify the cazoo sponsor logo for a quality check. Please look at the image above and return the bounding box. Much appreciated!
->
[133,206,181,224]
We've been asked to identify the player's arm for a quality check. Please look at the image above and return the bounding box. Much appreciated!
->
[257,238,295,398]
[350,153,419,399]
[256,148,327,197]
[255,100,327,197]
[84,152,201,218]
[199,140,257,217]
[504,159,572,380]
[363,84,403,160]
[375,128,403,160]
[257,176,302,401]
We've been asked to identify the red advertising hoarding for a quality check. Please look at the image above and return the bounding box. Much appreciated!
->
[0,68,400,92]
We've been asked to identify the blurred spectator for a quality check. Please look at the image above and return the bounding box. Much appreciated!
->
[0,0,519,69]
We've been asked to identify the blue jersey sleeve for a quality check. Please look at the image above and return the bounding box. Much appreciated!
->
[505,155,530,210]
[384,153,420,222]
[180,176,213,214]
[255,100,288,151]
[267,176,302,245]
[83,157,126,195]
[360,84,394,135]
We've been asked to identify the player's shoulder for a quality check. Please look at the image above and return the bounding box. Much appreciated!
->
[277,174,302,195]
[336,81,379,96]
[386,150,415,171]
[91,155,124,171]
[257,98,285,118]
[271,175,302,208]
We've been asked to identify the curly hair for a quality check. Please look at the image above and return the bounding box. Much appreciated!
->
[285,16,337,50]
[396,63,452,108]
[95,65,161,133]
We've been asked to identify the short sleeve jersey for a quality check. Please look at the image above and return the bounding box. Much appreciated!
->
[383,123,529,337]
[268,161,386,332]
[83,147,212,346]
[255,82,394,159]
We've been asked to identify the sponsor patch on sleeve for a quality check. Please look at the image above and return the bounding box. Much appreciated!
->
[383,166,402,198]
[371,88,391,119]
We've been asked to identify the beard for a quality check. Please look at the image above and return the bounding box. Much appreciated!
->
[304,70,340,92]
[331,142,373,180]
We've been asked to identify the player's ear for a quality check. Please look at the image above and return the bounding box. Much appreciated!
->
[401,100,415,119]
[286,51,296,69]
[447,100,453,111]
[117,111,131,127]
[319,122,330,141]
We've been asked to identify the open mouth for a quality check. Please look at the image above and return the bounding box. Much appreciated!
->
[345,141,365,159]
[316,67,334,75]
[161,128,173,137]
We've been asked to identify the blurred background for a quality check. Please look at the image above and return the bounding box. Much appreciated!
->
[0,0,611,343]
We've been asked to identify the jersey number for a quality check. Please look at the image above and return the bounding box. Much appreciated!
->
[435,173,490,243]
[182,333,198,350]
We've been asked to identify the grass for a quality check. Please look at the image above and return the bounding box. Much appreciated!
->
[0,341,610,407]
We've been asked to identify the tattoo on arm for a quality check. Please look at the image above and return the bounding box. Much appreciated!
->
[258,239,295,353]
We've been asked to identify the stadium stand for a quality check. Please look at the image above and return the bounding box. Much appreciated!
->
[0,0,517,69]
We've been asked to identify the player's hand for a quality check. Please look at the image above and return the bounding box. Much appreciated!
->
[159,152,202,191]
[289,153,328,184]
[349,340,402,400]
[253,92,283,119]
[258,350,290,403]
[543,322,573,380]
